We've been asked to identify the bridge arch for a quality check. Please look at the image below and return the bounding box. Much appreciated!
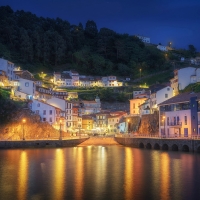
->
[197,146,200,153]
[172,144,179,151]
[182,145,189,152]
[146,143,152,149]
[162,144,169,151]
[139,142,144,148]
[154,143,160,150]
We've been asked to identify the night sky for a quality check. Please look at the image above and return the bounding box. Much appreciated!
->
[1,0,200,51]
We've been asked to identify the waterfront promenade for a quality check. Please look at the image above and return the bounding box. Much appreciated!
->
[115,134,200,153]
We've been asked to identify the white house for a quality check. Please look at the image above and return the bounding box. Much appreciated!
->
[136,35,150,43]
[79,96,101,116]
[133,89,146,98]
[0,58,20,84]
[139,99,151,116]
[158,92,200,138]
[14,71,41,99]
[107,111,127,134]
[157,45,168,51]
[30,99,61,125]
[170,67,196,95]
[150,86,174,113]
[46,97,76,132]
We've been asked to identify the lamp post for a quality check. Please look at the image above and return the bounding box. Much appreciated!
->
[163,116,165,136]
[78,122,81,138]
[127,119,130,134]
[22,118,26,140]
[59,119,62,140]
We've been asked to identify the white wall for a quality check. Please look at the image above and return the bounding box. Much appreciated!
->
[46,97,66,111]
[159,110,191,137]
[178,67,196,90]
[18,78,35,96]
[31,99,57,124]
[156,86,173,105]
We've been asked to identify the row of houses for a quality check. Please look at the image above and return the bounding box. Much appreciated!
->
[129,66,200,138]
[0,58,128,135]
[53,71,123,87]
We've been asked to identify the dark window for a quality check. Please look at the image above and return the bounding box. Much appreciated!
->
[185,116,187,125]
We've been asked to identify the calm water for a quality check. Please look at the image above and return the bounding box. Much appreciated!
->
[0,145,200,200]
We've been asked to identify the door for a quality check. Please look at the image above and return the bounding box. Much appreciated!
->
[184,128,188,137]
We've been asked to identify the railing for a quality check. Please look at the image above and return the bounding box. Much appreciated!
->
[167,121,182,126]
[115,134,200,140]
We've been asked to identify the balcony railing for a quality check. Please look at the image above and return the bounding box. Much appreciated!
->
[167,121,182,126]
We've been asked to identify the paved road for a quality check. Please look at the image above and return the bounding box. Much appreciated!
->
[78,137,119,146]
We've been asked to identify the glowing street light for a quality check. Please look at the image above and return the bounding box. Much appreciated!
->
[139,68,142,79]
[78,121,81,138]
[162,116,165,136]
[22,118,26,140]
[127,119,130,134]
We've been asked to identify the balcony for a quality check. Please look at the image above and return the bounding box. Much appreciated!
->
[167,121,182,126]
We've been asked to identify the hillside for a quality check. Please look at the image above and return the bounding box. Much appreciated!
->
[0,5,171,78]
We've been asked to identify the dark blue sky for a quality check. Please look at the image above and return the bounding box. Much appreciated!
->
[1,0,200,51]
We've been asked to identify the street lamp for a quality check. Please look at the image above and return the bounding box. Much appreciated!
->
[127,119,130,134]
[59,119,62,140]
[22,118,26,140]
[78,122,81,138]
[139,68,141,79]
[163,116,165,136]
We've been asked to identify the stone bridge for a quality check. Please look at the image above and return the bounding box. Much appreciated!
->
[115,136,200,153]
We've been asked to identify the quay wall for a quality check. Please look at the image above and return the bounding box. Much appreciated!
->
[115,137,200,153]
[0,138,88,149]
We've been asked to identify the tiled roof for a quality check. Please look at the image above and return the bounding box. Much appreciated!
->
[61,73,71,79]
[158,92,200,106]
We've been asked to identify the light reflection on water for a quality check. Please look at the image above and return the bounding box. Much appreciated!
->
[0,146,200,200]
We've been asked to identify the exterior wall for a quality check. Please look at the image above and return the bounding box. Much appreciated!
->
[137,35,150,43]
[0,58,20,83]
[18,78,35,96]
[108,117,120,134]
[46,97,66,111]
[160,110,191,137]
[14,91,31,99]
[156,86,173,105]
[82,118,94,130]
[196,68,200,82]
[178,67,196,90]
[133,89,146,98]
[31,99,58,124]
[130,98,147,115]
[157,45,168,51]
[114,137,200,153]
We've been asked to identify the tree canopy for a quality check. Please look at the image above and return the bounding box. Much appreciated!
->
[0,5,169,77]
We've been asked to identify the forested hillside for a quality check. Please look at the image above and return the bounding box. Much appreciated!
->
[0,5,170,77]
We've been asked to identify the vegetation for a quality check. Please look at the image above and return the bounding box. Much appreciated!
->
[181,83,200,93]
[0,5,170,78]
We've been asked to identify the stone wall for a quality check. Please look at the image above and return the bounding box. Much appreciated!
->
[101,102,129,112]
[0,138,88,149]
[138,111,159,135]
[115,137,200,153]
[0,109,68,140]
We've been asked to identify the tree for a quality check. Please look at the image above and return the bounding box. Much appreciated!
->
[188,44,196,56]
